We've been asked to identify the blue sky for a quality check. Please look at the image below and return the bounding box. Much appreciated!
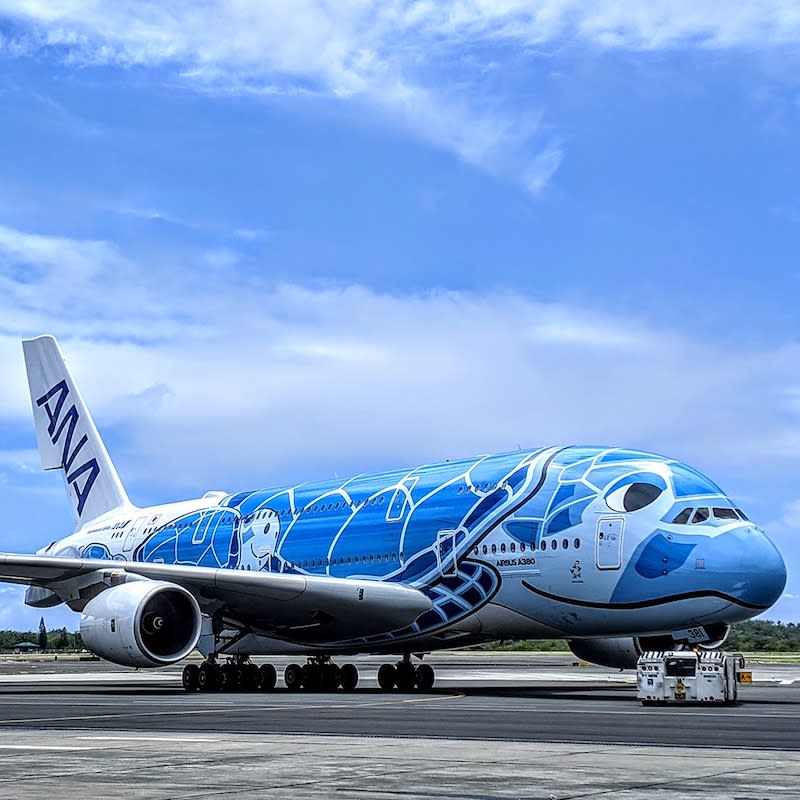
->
[0,2,798,630]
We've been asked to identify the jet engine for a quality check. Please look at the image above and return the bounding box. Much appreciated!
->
[80,580,202,668]
[567,637,642,669]
[568,623,733,669]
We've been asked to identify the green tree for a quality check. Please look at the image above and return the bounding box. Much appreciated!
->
[37,616,47,651]
[55,628,69,649]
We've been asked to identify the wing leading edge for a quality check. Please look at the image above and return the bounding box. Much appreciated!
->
[0,554,431,640]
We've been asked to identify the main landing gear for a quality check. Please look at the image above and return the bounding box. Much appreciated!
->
[182,654,435,693]
[376,655,435,692]
[283,656,359,692]
[182,656,277,693]
[182,655,359,693]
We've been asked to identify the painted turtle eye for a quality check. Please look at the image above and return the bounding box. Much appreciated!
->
[606,482,663,513]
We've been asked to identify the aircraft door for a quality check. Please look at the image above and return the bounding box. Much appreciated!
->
[123,516,148,552]
[596,517,624,570]
[435,530,458,577]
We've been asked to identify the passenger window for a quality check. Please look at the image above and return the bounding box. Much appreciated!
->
[550,540,557,550]
[713,507,738,520]
[540,541,547,551]
[520,542,526,552]
[500,543,506,553]
[491,544,497,554]
[573,538,580,549]
[562,538,569,549]
[510,543,516,553]
[482,545,488,554]
[692,507,710,524]
[672,508,692,524]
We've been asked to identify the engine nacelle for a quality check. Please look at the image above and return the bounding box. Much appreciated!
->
[568,623,733,669]
[80,580,202,668]
[568,637,642,670]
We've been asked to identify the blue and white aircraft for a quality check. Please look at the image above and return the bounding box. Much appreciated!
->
[0,336,787,692]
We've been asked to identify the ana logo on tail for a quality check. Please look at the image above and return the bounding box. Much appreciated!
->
[36,380,100,517]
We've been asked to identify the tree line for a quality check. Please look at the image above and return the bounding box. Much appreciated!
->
[481,619,800,652]
[0,618,84,651]
[1,618,798,653]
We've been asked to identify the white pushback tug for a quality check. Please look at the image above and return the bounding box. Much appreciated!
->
[636,650,751,705]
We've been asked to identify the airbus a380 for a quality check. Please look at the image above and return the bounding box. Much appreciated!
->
[0,336,787,692]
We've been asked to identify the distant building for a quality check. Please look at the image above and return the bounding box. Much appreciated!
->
[13,641,41,654]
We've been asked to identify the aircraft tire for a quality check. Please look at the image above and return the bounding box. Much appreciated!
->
[415,663,435,691]
[301,663,321,691]
[241,663,260,692]
[340,663,358,691]
[259,663,277,691]
[284,663,303,691]
[321,663,341,692]
[395,661,416,692]
[377,663,396,691]
[182,663,199,692]
[197,662,218,692]
[221,664,241,692]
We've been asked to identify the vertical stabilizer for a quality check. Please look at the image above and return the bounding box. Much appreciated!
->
[22,335,132,526]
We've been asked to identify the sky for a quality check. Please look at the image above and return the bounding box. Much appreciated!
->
[0,1,798,632]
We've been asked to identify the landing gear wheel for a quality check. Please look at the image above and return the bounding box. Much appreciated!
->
[321,663,341,692]
[377,663,396,691]
[182,664,199,692]
[284,663,303,691]
[197,661,218,692]
[301,663,321,691]
[221,663,241,692]
[259,663,277,691]
[415,663,435,691]
[241,663,260,692]
[340,663,359,691]
[395,661,416,692]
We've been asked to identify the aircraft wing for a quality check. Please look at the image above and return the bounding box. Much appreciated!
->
[0,554,431,640]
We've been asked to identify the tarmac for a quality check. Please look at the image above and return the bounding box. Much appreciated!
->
[0,652,798,799]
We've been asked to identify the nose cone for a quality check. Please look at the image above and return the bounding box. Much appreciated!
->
[734,527,787,610]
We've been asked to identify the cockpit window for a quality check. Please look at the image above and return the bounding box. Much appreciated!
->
[671,508,692,524]
[691,507,709,524]
[712,507,738,520]
[736,508,749,521]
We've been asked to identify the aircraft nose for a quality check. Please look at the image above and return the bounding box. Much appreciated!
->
[735,527,787,610]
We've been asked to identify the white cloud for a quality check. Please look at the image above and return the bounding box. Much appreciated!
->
[0,223,799,498]
[1,2,790,199]
[3,3,799,194]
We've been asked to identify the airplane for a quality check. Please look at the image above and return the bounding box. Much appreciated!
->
[0,335,787,693]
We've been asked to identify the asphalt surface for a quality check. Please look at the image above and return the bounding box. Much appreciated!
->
[0,653,798,750]
[1,654,798,800]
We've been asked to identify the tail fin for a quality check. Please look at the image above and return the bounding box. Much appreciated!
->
[22,335,133,527]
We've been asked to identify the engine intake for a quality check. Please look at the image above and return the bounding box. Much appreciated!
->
[81,580,202,668]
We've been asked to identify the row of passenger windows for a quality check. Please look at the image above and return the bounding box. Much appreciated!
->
[671,506,748,525]
[246,498,389,522]
[279,552,403,570]
[457,483,501,494]
[473,538,581,556]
